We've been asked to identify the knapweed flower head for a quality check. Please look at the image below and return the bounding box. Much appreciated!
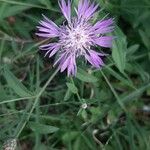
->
[36,0,114,76]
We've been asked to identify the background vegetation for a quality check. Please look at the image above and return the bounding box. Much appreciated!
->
[0,0,150,149]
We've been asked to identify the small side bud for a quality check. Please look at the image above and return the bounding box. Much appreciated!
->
[81,103,88,109]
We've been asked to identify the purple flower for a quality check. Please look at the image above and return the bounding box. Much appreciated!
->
[36,0,114,76]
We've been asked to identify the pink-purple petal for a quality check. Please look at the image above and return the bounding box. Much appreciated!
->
[67,55,76,76]
[39,43,60,57]
[93,18,114,29]
[49,45,60,57]
[42,14,59,30]
[59,0,71,22]
[60,56,70,72]
[77,0,98,20]
[93,36,113,48]
[92,18,114,34]
[85,50,104,68]
[54,53,66,67]
[84,3,98,20]
[36,16,60,38]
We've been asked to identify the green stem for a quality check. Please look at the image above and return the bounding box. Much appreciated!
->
[35,56,40,148]
[70,77,83,103]
[100,70,127,112]
[15,68,59,138]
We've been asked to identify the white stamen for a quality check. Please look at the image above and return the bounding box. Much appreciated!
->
[60,21,92,56]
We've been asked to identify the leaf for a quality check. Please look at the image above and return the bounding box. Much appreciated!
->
[139,29,150,49]
[81,109,87,120]
[0,84,10,100]
[62,131,79,143]
[0,5,31,19]
[127,44,140,55]
[38,0,52,9]
[105,66,134,88]
[0,3,8,20]
[3,67,32,97]
[29,122,59,134]
[112,26,127,73]
[122,83,150,104]
[0,0,59,12]
[64,89,72,101]
[76,68,98,83]
[66,82,78,94]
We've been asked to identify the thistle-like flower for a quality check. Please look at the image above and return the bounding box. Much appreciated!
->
[36,0,114,76]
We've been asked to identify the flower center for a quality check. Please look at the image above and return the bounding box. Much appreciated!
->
[69,26,88,49]
[60,23,91,56]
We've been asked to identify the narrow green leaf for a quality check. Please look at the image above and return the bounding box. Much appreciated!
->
[112,26,127,73]
[139,29,150,49]
[122,83,150,103]
[3,67,32,97]
[64,89,72,101]
[0,0,59,11]
[0,84,10,100]
[38,0,52,9]
[105,66,134,88]
[62,131,79,143]
[127,44,139,55]
[76,68,98,83]
[29,122,59,134]
[66,82,78,94]
[0,3,8,20]
[0,5,31,19]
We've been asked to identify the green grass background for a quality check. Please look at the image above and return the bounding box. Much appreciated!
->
[0,0,150,149]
